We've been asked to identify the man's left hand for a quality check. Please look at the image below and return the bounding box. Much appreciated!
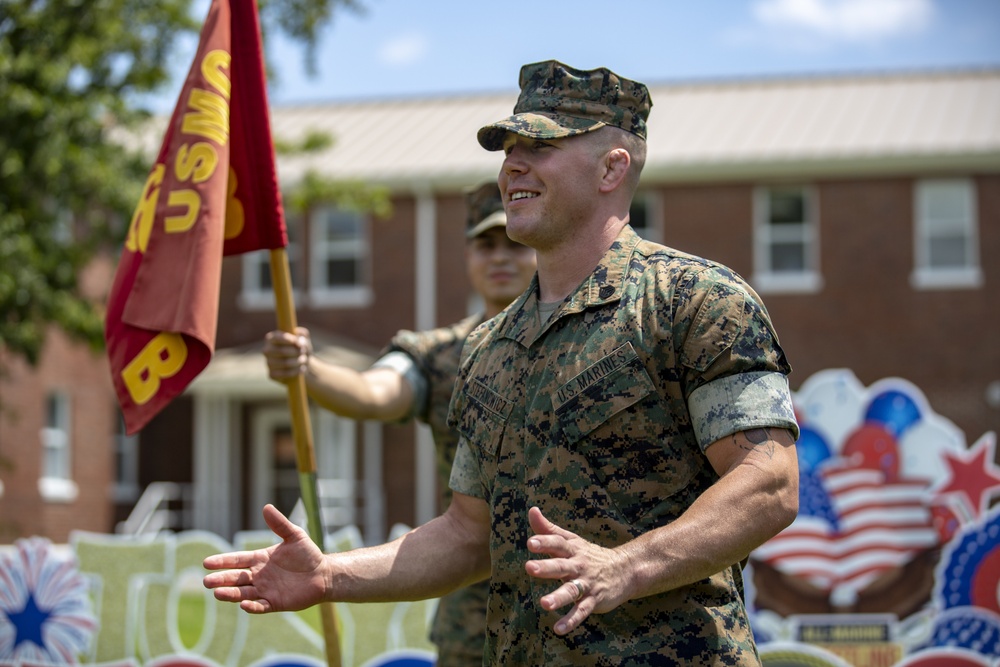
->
[524,506,631,635]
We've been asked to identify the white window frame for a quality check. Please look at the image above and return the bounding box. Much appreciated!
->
[752,185,823,294]
[239,216,303,310]
[39,391,78,502]
[911,178,982,290]
[629,190,664,244]
[308,205,373,308]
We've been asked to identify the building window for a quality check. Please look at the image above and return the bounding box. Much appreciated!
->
[113,413,139,503]
[308,206,373,307]
[239,216,303,309]
[912,178,982,290]
[629,191,663,244]
[752,186,822,294]
[39,391,78,502]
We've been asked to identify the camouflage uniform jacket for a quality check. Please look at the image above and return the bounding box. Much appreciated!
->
[448,225,798,666]
[382,313,490,664]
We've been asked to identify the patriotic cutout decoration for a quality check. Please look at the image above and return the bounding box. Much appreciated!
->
[758,460,939,596]
[748,369,1000,666]
[0,538,98,664]
[754,370,1000,605]
[921,508,1000,657]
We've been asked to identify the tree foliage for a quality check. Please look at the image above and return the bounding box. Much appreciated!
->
[273,131,392,218]
[0,0,363,365]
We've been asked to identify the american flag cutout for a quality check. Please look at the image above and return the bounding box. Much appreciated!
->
[753,459,940,597]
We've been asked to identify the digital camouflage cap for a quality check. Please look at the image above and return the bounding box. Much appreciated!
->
[478,59,653,151]
[464,181,506,239]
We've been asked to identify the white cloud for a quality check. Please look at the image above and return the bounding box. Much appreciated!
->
[377,32,429,66]
[752,0,934,42]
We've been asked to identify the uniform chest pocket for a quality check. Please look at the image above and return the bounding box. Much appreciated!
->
[553,343,680,526]
[553,342,655,446]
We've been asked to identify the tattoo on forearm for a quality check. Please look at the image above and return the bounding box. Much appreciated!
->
[737,428,775,458]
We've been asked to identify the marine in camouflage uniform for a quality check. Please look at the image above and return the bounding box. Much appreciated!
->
[206,59,798,667]
[447,61,800,665]
[449,227,796,665]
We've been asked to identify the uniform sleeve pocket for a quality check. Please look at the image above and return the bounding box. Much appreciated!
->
[553,342,655,447]
[680,282,744,372]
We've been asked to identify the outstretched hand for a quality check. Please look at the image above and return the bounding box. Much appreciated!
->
[203,504,329,613]
[524,506,632,635]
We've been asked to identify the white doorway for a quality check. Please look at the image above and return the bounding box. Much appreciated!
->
[250,407,360,533]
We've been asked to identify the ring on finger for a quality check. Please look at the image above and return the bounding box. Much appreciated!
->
[568,579,584,601]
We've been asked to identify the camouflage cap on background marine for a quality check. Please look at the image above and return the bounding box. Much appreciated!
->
[464,181,506,238]
[478,59,653,152]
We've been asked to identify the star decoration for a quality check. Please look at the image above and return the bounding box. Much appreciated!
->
[5,591,52,651]
[0,537,97,664]
[934,433,1000,520]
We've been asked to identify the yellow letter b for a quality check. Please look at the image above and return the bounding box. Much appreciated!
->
[121,333,188,405]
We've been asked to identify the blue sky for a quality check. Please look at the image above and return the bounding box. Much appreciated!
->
[253,0,1000,107]
[151,0,1000,111]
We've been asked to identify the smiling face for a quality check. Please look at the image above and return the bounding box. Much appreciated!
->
[498,131,609,253]
[465,226,537,317]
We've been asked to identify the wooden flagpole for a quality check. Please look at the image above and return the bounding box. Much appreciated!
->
[269,247,342,667]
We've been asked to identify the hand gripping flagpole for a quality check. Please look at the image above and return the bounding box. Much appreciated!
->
[269,247,343,667]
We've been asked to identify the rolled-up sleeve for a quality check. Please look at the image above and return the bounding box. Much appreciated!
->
[370,350,428,422]
[687,371,799,451]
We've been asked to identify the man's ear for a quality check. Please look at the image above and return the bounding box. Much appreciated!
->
[600,148,631,192]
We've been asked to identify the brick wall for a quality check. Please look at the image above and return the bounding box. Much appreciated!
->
[0,329,117,542]
[656,175,999,442]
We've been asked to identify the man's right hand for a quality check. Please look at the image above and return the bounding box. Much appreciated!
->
[263,326,312,383]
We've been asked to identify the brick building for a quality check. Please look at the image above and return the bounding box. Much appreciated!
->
[1,69,997,544]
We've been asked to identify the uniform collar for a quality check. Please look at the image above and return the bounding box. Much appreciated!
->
[498,225,642,347]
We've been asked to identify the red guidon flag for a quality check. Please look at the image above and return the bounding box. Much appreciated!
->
[106,0,287,434]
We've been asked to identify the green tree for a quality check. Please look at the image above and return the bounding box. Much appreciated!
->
[0,0,363,365]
